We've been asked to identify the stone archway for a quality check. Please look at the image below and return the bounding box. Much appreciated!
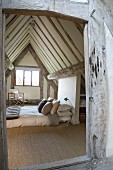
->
[1,0,110,169]
[1,2,88,169]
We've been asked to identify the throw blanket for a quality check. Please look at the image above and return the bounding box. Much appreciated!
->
[6,106,20,119]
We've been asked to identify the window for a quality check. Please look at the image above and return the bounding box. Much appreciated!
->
[15,67,40,86]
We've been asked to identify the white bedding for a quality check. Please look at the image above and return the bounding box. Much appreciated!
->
[7,106,59,128]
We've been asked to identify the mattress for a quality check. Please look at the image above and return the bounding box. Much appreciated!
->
[7,106,59,128]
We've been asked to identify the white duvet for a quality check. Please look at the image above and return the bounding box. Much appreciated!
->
[7,106,59,128]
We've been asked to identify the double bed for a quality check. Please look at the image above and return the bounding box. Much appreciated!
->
[6,106,59,128]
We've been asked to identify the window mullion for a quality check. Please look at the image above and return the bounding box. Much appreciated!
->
[23,70,25,86]
[30,71,32,86]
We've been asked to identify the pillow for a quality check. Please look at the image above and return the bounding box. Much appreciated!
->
[41,102,52,115]
[57,104,73,112]
[57,110,72,117]
[51,100,60,115]
[37,99,47,113]
[48,97,54,102]
[59,116,71,122]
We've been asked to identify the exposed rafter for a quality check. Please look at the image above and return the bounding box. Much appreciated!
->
[6,15,19,29]
[57,18,83,59]
[5,14,84,80]
[33,18,66,68]
[47,62,84,80]
[47,16,80,63]
[29,36,56,73]
[29,28,58,71]
[5,45,29,78]
[3,8,88,23]
[5,16,30,46]
[36,16,72,66]
[28,44,58,98]
[32,25,62,70]
[74,22,83,36]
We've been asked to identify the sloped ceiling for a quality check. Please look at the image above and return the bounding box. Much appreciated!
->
[5,14,84,74]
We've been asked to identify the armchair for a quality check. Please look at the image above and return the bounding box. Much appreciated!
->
[8,89,24,106]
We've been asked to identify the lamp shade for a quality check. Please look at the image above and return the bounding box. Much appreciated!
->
[64,97,69,101]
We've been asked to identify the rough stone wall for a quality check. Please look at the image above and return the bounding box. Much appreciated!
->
[87,0,113,159]
[0,0,113,169]
[2,0,89,21]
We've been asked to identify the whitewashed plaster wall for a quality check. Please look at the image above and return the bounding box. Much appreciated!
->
[18,51,38,67]
[86,0,113,159]
[7,52,55,99]
[58,76,77,107]
[7,52,41,99]
[105,23,113,157]
[14,85,40,99]
[15,51,41,99]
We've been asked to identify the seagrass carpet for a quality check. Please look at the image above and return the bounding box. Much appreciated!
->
[7,123,86,169]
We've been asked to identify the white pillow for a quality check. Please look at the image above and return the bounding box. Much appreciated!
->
[57,110,72,117]
[59,116,71,122]
[51,100,60,115]
[58,104,72,112]
[48,97,54,102]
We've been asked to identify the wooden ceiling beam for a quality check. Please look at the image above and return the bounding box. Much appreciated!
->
[6,15,19,29]
[6,28,30,54]
[33,16,67,68]
[6,15,25,38]
[30,38,53,73]
[32,18,66,68]
[6,14,10,19]
[12,41,30,62]
[6,24,30,52]
[37,16,72,66]
[28,43,51,77]
[31,26,61,70]
[6,14,15,25]
[9,35,30,61]
[57,18,84,60]
[74,22,83,36]
[29,27,58,72]
[7,32,30,58]
[47,62,84,80]
[28,44,58,98]
[3,9,87,24]
[29,36,55,73]
[47,16,80,63]
[5,45,29,78]
[5,16,30,46]
[29,28,58,71]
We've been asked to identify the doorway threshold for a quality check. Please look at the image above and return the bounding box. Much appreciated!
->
[10,155,90,170]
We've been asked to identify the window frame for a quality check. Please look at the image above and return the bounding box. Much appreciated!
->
[15,66,40,87]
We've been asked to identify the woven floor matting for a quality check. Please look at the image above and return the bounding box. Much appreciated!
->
[7,123,86,169]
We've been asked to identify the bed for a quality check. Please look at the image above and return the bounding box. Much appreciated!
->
[6,106,59,128]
